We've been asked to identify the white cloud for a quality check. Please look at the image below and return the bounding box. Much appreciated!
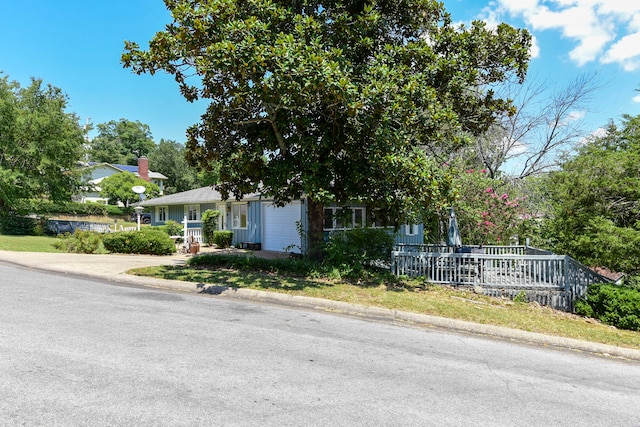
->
[529,35,540,58]
[633,94,640,103]
[578,126,608,145]
[567,110,586,122]
[493,0,640,71]
[601,32,640,70]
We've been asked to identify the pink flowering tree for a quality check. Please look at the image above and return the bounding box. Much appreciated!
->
[452,169,527,245]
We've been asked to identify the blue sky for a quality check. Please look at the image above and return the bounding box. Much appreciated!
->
[1,0,639,145]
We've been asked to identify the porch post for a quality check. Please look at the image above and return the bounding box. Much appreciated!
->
[183,215,188,251]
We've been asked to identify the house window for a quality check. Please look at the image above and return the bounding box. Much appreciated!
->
[323,207,366,231]
[323,208,335,230]
[156,206,168,223]
[405,224,419,236]
[185,204,200,222]
[232,203,248,229]
[366,209,392,228]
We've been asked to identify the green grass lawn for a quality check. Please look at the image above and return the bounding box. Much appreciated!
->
[0,235,64,253]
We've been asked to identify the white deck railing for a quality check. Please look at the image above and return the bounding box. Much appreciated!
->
[391,244,613,311]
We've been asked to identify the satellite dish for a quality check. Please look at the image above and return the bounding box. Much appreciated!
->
[132,185,146,194]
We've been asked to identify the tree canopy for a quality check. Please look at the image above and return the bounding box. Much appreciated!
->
[148,139,202,194]
[99,172,160,206]
[0,74,85,215]
[123,0,531,253]
[88,119,156,165]
[544,114,640,273]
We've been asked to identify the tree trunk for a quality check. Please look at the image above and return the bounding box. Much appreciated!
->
[306,199,325,260]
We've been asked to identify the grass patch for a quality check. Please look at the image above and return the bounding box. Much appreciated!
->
[0,235,65,253]
[129,254,640,351]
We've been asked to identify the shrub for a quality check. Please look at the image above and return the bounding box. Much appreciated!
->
[201,209,220,246]
[23,200,124,217]
[212,230,233,248]
[160,220,183,237]
[102,228,176,255]
[575,282,640,331]
[323,227,394,271]
[52,230,103,254]
[0,214,45,236]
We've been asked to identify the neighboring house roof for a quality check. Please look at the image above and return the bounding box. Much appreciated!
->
[85,162,168,180]
[137,186,265,206]
[591,267,625,284]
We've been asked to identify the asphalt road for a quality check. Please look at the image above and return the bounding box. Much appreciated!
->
[1,264,639,426]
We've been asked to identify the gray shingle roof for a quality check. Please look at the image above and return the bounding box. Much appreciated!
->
[138,186,265,206]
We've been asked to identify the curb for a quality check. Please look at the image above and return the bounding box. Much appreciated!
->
[2,252,640,362]
[127,275,640,362]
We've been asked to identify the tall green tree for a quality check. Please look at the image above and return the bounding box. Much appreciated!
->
[0,74,85,215]
[148,139,202,194]
[88,119,155,165]
[123,0,531,255]
[99,172,160,206]
[544,114,640,273]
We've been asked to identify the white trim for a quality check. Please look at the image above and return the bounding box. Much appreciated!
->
[405,224,419,236]
[232,203,248,229]
[156,206,168,223]
[184,204,200,222]
[216,203,226,230]
[323,207,366,231]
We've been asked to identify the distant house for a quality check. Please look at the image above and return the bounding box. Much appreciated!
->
[77,157,167,205]
[137,186,423,253]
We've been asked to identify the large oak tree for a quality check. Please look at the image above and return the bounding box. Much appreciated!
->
[123,0,531,255]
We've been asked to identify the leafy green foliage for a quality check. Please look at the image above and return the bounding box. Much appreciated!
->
[102,228,176,255]
[99,172,160,206]
[148,139,204,194]
[160,220,183,237]
[122,1,531,254]
[52,230,103,254]
[575,282,640,331]
[452,168,529,245]
[201,209,220,245]
[212,230,233,249]
[0,74,85,215]
[0,215,46,236]
[322,228,394,272]
[187,253,320,277]
[19,199,125,217]
[88,119,155,165]
[544,114,640,273]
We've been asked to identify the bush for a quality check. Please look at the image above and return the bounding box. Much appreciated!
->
[575,282,640,331]
[323,227,394,271]
[102,228,176,255]
[160,220,183,237]
[201,209,220,246]
[52,230,103,254]
[212,230,233,248]
[188,253,317,276]
[0,214,46,236]
[22,200,124,217]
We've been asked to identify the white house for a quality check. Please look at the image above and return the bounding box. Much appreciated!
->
[77,157,167,205]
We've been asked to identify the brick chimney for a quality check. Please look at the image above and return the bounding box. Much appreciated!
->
[138,156,150,182]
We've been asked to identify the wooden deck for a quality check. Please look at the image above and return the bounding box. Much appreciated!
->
[391,245,612,311]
